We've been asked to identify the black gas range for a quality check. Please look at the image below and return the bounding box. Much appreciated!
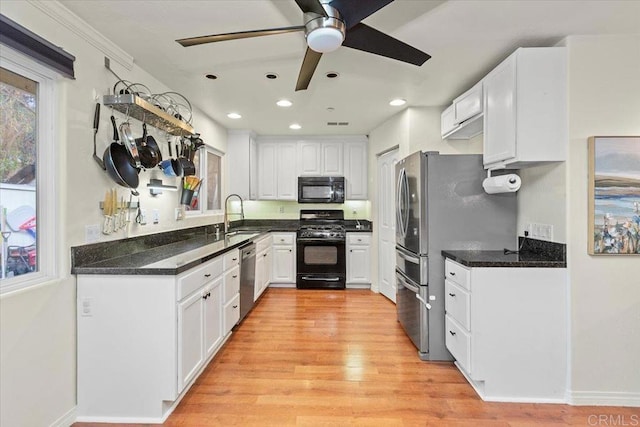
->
[296,210,346,289]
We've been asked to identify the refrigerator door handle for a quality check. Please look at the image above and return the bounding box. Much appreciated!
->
[401,168,410,237]
[416,293,432,310]
[397,271,420,293]
[396,168,405,237]
[397,248,420,265]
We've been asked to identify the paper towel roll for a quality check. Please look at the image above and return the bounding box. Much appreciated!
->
[482,174,521,194]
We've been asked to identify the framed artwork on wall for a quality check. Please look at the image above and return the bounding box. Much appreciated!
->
[588,136,640,255]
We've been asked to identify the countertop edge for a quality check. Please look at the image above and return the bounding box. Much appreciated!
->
[442,250,567,268]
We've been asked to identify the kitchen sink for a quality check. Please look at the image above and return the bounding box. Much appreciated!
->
[225,230,262,238]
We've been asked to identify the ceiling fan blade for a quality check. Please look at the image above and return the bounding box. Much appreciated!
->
[329,0,394,29]
[176,26,305,47]
[295,0,328,17]
[343,23,430,66]
[295,47,323,91]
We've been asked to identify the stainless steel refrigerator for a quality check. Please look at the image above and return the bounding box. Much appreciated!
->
[395,151,516,360]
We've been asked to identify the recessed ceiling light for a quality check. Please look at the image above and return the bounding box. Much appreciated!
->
[289,123,302,130]
[276,99,293,107]
[205,74,217,80]
[325,72,339,79]
[389,98,407,106]
[227,112,242,119]
[265,73,278,79]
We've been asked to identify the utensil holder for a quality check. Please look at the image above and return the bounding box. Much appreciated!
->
[180,189,194,206]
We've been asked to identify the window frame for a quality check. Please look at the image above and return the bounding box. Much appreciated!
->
[185,145,224,217]
[0,45,60,295]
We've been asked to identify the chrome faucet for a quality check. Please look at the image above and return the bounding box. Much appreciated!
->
[224,194,244,232]
[356,219,362,230]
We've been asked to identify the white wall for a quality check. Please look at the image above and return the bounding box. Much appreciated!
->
[0,2,227,426]
[565,34,640,405]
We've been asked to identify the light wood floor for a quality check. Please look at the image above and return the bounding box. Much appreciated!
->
[76,288,637,426]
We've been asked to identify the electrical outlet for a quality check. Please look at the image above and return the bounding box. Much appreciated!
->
[152,209,160,224]
[279,206,284,214]
[85,224,100,243]
[81,297,93,317]
[175,207,184,221]
[352,210,357,215]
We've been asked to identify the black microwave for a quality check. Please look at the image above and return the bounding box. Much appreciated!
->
[298,176,345,203]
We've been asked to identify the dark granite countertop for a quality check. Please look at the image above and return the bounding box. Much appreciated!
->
[72,219,374,276]
[72,231,265,276]
[442,237,566,268]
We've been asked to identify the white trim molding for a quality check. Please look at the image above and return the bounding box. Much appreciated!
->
[50,407,76,427]
[568,390,640,407]
[26,0,134,70]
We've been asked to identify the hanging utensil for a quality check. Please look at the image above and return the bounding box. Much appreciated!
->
[119,122,141,169]
[92,103,105,170]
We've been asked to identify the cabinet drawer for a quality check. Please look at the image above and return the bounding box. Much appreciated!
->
[223,266,240,302]
[445,280,471,330]
[347,233,371,245]
[445,259,470,291]
[272,233,294,245]
[224,294,240,332]
[223,249,240,271]
[177,257,223,300]
[446,315,471,374]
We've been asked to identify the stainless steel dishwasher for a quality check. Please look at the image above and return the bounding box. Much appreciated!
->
[238,243,256,323]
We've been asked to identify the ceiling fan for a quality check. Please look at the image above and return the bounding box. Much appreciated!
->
[176,0,431,91]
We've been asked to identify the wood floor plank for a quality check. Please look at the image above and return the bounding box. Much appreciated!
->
[74,288,637,427]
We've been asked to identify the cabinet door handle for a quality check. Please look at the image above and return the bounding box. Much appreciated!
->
[263,253,267,257]
[232,258,238,261]
[449,330,456,336]
[232,275,238,278]
[204,273,212,278]
[232,305,238,309]
[448,293,456,297]
[202,294,208,300]
[289,249,292,253]
[449,272,456,276]
[350,249,353,252]
[280,239,285,242]
[357,239,362,242]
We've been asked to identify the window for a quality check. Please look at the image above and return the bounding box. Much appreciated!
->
[0,47,58,294]
[187,146,222,214]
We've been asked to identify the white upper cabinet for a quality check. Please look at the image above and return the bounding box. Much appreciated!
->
[297,140,344,176]
[483,47,567,170]
[343,138,368,200]
[226,130,257,200]
[321,142,344,176]
[441,82,484,140]
[297,141,322,176]
[257,141,297,200]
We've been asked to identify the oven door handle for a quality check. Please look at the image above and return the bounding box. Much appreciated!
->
[297,238,345,243]
[301,276,342,282]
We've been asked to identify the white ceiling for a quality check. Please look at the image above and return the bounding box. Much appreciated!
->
[59,0,640,136]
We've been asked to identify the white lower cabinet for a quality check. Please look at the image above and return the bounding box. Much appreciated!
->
[77,251,237,423]
[346,233,371,286]
[271,232,296,284]
[222,249,240,334]
[444,258,567,402]
[254,234,272,301]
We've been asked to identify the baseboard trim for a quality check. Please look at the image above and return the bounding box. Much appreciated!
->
[568,390,640,407]
[50,406,76,427]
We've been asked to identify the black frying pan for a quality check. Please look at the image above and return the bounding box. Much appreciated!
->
[135,123,162,169]
[103,115,139,189]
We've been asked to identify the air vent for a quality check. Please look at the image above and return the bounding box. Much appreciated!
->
[327,122,349,126]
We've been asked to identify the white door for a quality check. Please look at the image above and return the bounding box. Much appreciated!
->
[377,148,399,302]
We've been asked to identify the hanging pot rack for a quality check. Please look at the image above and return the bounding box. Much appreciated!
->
[102,57,195,136]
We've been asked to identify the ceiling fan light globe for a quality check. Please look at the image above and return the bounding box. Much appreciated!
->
[307,27,344,53]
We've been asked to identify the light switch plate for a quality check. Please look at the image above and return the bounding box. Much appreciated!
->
[152,209,160,224]
[85,224,100,243]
